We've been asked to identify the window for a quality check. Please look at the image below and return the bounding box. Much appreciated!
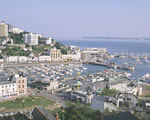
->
[22,85,24,88]
[2,90,4,93]
[2,86,3,88]
[13,84,14,87]
[6,85,7,88]
[22,80,24,83]
[19,85,21,88]
[13,88,14,91]
[9,85,11,87]
[19,80,20,83]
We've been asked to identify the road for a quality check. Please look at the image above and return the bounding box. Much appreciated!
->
[36,90,66,108]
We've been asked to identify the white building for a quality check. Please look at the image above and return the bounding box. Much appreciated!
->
[36,33,44,38]
[39,56,51,62]
[83,48,107,54]
[45,37,52,45]
[50,48,62,62]
[62,52,81,62]
[0,80,18,99]
[24,33,38,45]
[0,21,8,37]
[9,26,24,34]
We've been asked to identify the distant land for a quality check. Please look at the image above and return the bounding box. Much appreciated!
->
[83,36,150,40]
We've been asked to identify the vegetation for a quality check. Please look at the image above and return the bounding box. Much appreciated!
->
[0,112,30,120]
[54,42,70,54]
[8,32,24,44]
[100,88,117,96]
[54,102,101,120]
[2,46,30,56]
[146,86,150,90]
[0,96,54,109]
[32,44,51,55]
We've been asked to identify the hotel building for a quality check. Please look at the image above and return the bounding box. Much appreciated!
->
[24,33,38,45]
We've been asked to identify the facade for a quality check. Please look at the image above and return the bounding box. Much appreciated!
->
[44,80,59,92]
[0,73,27,99]
[0,21,8,37]
[16,74,27,95]
[45,37,52,44]
[81,48,108,62]
[62,53,81,62]
[115,93,138,108]
[9,26,24,34]
[39,56,51,62]
[91,96,117,112]
[24,33,38,45]
[83,48,107,54]
[50,48,62,62]
[0,82,18,99]
[71,90,93,104]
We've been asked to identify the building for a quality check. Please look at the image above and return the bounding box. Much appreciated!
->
[71,90,93,104]
[31,107,56,120]
[9,26,24,34]
[15,73,27,95]
[0,81,18,99]
[115,93,138,108]
[62,53,81,62]
[43,80,59,92]
[0,72,27,99]
[36,33,44,38]
[45,37,52,45]
[91,96,117,112]
[24,33,38,45]
[84,48,107,54]
[50,48,62,62]
[23,34,28,44]
[81,48,108,63]
[0,21,8,37]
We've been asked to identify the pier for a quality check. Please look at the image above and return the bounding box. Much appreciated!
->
[88,62,135,71]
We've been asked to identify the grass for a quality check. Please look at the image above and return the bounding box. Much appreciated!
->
[142,95,150,98]
[0,96,54,109]
[49,107,62,115]
[146,86,150,90]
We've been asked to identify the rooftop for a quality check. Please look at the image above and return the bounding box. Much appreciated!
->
[104,112,139,120]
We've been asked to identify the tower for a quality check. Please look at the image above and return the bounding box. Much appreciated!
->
[0,21,8,37]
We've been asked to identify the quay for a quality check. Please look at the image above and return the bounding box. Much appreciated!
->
[3,61,81,67]
[88,62,135,71]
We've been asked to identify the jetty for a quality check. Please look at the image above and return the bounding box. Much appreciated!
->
[88,62,135,71]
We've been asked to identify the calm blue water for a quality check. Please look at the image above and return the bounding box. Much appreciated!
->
[58,39,150,79]
[60,39,150,55]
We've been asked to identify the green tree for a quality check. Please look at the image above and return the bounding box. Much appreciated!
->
[8,32,24,44]
[100,88,117,96]
[61,103,101,120]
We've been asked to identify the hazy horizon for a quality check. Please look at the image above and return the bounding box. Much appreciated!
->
[1,0,150,40]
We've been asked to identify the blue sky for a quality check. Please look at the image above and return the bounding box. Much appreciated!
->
[0,0,150,39]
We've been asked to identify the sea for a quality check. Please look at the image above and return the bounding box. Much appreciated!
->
[58,39,150,80]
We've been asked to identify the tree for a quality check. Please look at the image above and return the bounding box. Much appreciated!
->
[54,42,70,54]
[59,103,101,120]
[100,88,117,96]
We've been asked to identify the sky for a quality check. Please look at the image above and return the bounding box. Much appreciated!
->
[0,0,150,40]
